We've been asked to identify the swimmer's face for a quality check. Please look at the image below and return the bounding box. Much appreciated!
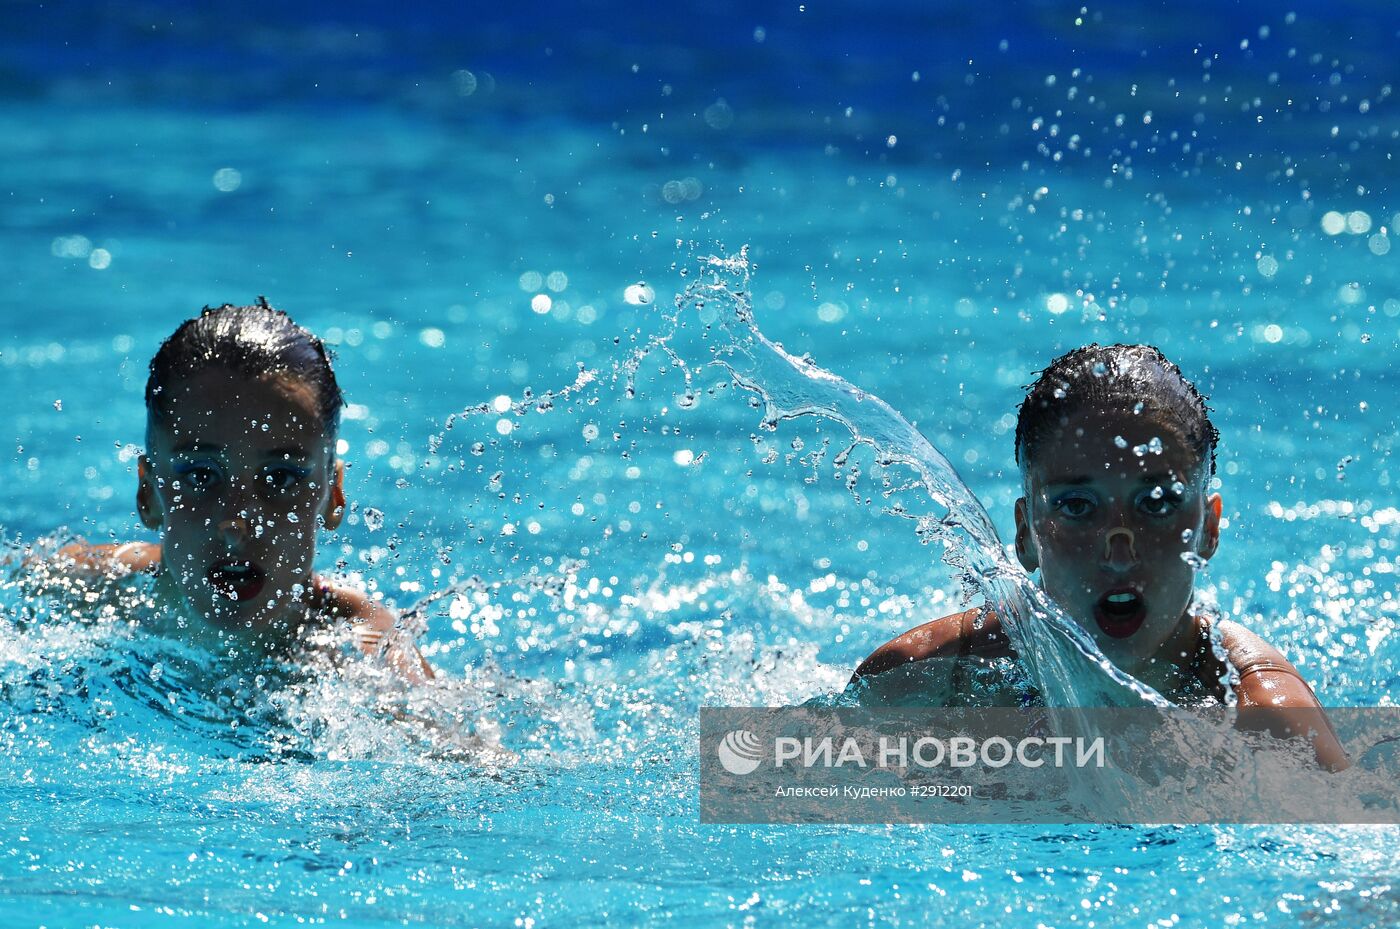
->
[1013,407,1222,673]
[137,367,344,636]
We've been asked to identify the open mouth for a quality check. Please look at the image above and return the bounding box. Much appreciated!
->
[206,560,268,604]
[1093,588,1147,639]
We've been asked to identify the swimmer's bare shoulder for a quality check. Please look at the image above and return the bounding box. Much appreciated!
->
[1211,617,1348,770]
[22,540,159,599]
[312,580,436,684]
[847,608,1013,704]
[51,540,160,577]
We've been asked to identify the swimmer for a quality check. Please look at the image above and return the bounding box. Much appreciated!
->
[40,300,433,682]
[850,344,1346,769]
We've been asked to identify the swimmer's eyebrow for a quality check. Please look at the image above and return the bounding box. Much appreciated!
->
[1043,475,1093,487]
[264,446,311,460]
[172,441,224,455]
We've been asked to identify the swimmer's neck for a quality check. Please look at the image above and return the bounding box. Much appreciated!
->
[1120,611,1212,700]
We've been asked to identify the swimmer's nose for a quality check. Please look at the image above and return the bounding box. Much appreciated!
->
[218,513,251,545]
[1101,526,1139,572]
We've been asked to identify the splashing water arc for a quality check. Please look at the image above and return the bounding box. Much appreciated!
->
[671,248,1171,709]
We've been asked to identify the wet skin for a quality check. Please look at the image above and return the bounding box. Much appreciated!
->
[137,367,345,642]
[1013,407,1222,695]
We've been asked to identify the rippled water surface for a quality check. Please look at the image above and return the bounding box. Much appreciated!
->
[2,1,1399,925]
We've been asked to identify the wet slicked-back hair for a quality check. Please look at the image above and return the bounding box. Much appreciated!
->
[145,299,343,437]
[1014,343,1219,478]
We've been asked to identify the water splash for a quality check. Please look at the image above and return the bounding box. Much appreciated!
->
[651,248,1169,709]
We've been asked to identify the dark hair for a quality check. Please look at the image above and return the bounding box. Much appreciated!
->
[1014,343,1219,478]
[145,298,343,436]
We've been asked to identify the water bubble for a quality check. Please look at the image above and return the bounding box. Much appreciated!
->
[1346,211,1373,234]
[1045,293,1071,314]
[53,399,62,412]
[1149,485,1164,499]
[1113,435,1128,448]
[1181,528,1194,543]
[470,442,486,456]
[546,271,568,292]
[1369,234,1391,256]
[88,248,112,270]
[624,283,655,305]
[1180,552,1209,570]
[1091,362,1107,377]
[419,327,446,348]
[1256,255,1279,277]
[518,270,543,291]
[1320,211,1346,235]
[1171,481,1186,496]
[51,235,91,258]
[451,69,478,96]
[363,508,384,532]
[212,168,242,192]
[673,449,695,466]
[703,99,734,130]
[582,424,600,441]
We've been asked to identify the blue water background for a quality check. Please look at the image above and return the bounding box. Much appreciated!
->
[2,1,1399,925]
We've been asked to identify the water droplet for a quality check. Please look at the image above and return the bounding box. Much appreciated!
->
[624,283,655,305]
[363,508,384,531]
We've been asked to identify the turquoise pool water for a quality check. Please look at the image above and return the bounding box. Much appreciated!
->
[3,2,1399,925]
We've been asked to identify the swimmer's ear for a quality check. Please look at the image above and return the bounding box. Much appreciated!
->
[321,460,346,530]
[1199,493,1223,561]
[1014,497,1039,572]
[136,455,164,530]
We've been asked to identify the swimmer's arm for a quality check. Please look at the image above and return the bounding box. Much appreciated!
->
[318,581,436,684]
[1220,620,1349,771]
[51,541,160,575]
[20,540,159,594]
[1234,666,1349,772]
[847,609,1005,705]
